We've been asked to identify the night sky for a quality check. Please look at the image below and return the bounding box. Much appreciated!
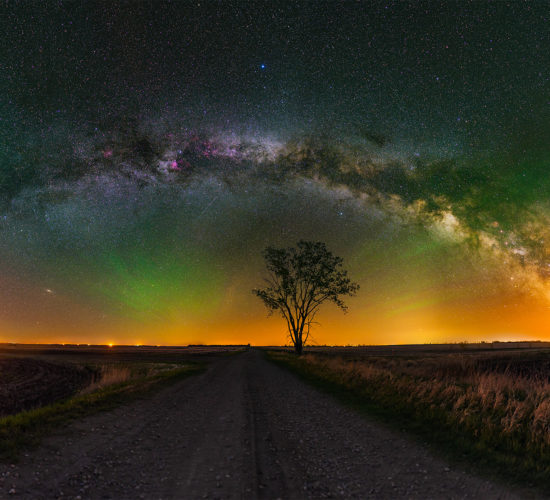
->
[2,1,550,345]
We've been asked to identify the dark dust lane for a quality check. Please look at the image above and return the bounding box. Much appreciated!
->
[0,350,526,499]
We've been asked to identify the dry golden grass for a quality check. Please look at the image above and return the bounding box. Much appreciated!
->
[291,352,550,459]
[79,363,183,395]
[80,365,133,394]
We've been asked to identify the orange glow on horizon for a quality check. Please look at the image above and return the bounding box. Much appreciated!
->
[2,280,550,346]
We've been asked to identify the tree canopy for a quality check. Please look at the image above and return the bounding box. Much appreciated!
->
[253,240,359,354]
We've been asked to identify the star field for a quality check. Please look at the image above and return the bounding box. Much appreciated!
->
[1,1,550,345]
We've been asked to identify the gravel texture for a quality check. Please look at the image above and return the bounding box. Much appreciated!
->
[0,349,531,499]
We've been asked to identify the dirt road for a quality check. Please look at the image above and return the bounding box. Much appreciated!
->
[0,350,526,499]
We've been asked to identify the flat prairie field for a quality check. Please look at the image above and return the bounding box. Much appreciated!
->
[0,344,245,418]
[0,342,549,495]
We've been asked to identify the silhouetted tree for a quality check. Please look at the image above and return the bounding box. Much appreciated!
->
[253,240,359,355]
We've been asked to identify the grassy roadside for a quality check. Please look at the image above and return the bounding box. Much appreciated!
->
[0,363,204,461]
[265,350,550,495]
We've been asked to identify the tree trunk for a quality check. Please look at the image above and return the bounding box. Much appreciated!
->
[294,339,303,356]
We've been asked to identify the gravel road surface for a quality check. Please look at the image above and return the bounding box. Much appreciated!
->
[0,349,528,499]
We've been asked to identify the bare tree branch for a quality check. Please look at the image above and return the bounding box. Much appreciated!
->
[253,240,359,355]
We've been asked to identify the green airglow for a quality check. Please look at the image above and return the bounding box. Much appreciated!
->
[36,240,226,326]
[88,247,225,323]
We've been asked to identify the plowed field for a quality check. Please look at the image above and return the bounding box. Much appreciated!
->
[0,358,92,417]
